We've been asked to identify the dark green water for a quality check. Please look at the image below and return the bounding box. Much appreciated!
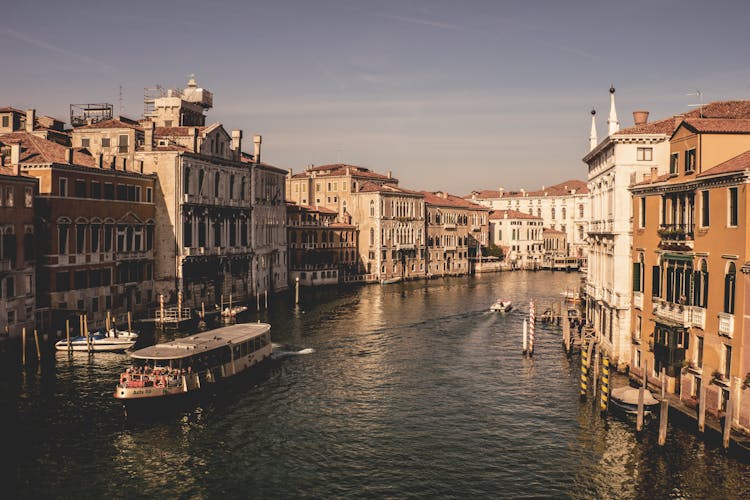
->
[2,272,749,499]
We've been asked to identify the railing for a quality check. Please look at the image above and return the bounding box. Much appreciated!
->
[658,223,694,241]
[690,306,706,329]
[443,223,456,230]
[633,291,643,309]
[718,312,734,338]
[155,307,192,323]
[653,299,690,326]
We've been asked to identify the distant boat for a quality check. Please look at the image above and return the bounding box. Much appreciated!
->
[221,306,248,318]
[55,328,138,352]
[380,277,402,285]
[490,299,513,312]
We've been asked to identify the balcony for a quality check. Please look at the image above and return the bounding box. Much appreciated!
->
[443,223,456,230]
[653,299,690,327]
[718,312,734,338]
[690,306,706,329]
[658,223,694,250]
[633,291,643,310]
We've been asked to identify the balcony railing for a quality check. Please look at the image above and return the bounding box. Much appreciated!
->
[690,306,706,329]
[658,223,694,241]
[653,299,690,326]
[718,312,734,338]
[633,291,643,309]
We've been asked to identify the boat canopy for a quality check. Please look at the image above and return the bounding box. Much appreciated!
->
[130,323,271,360]
[611,386,659,406]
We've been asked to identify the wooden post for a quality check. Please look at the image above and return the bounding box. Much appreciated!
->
[265,290,268,309]
[562,304,570,353]
[522,318,528,355]
[637,361,647,432]
[221,294,224,313]
[592,345,600,408]
[127,311,132,335]
[201,302,206,320]
[106,311,111,333]
[698,379,707,433]
[295,277,300,305]
[600,355,610,415]
[723,381,734,449]
[177,291,182,321]
[84,315,91,353]
[580,341,588,401]
[658,368,669,446]
[256,292,260,312]
[21,327,26,366]
[159,294,165,325]
[33,329,41,360]
[229,293,233,312]
[65,319,71,353]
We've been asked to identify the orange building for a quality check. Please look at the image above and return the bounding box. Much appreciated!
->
[630,116,750,432]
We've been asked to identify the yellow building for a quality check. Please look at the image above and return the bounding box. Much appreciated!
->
[631,115,750,432]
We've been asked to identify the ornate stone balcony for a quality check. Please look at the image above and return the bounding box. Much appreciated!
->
[633,291,643,310]
[653,299,690,327]
[718,312,734,338]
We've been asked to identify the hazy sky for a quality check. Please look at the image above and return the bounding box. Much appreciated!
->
[3,0,750,194]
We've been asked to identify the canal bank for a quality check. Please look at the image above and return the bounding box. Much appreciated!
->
[3,272,750,498]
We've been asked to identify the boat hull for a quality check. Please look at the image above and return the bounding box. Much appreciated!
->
[55,340,135,352]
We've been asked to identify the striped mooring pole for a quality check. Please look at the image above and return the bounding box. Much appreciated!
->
[528,300,535,357]
[580,341,588,401]
[600,355,610,414]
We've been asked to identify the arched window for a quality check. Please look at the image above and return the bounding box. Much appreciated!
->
[724,262,736,314]
[369,227,375,246]
[184,167,191,195]
[369,200,375,217]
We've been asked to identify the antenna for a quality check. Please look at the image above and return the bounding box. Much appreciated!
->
[118,85,124,116]
[686,90,704,118]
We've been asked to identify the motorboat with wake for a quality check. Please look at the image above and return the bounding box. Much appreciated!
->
[490,299,513,312]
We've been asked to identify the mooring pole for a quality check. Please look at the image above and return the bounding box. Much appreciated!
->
[637,361,647,432]
[265,290,268,309]
[159,294,165,325]
[295,277,300,305]
[127,312,132,336]
[21,327,27,366]
[580,341,588,401]
[528,300,535,357]
[256,292,260,312]
[33,329,41,361]
[600,355,610,416]
[65,320,71,354]
[658,369,669,446]
[522,318,528,355]
[698,379,707,433]
[723,379,734,449]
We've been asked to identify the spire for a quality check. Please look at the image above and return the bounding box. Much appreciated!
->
[589,108,598,151]
[607,85,619,135]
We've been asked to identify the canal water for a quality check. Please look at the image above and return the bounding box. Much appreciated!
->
[2,272,749,498]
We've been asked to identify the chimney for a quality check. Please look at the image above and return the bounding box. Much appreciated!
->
[633,110,649,126]
[144,121,154,152]
[138,160,144,173]
[189,127,198,153]
[498,187,504,197]
[96,153,103,169]
[64,148,72,164]
[25,109,35,132]
[10,143,21,174]
[387,170,392,179]
[253,135,262,163]
[650,166,658,181]
[231,130,242,159]
[674,114,684,129]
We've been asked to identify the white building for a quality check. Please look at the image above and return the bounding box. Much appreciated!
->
[467,179,589,259]
[583,86,673,368]
[488,209,544,268]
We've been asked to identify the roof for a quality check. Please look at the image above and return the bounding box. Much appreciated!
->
[75,117,143,131]
[678,118,750,135]
[543,228,566,235]
[615,117,676,136]
[489,209,541,220]
[697,149,750,178]
[286,203,338,215]
[616,100,750,136]
[130,323,270,360]
[466,179,588,200]
[154,126,205,136]
[357,181,423,196]
[291,163,396,182]
[0,107,24,114]
[0,132,96,167]
[420,191,488,210]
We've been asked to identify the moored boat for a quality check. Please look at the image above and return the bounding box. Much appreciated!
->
[221,305,248,318]
[55,328,138,352]
[114,323,272,408]
[610,386,660,418]
[490,299,513,312]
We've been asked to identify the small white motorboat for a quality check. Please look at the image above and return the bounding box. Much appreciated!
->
[490,299,513,312]
[610,386,660,417]
[55,328,138,352]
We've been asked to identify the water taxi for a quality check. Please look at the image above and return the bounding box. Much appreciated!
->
[114,323,272,407]
[55,328,138,352]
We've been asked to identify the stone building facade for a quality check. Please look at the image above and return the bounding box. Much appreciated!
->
[488,209,544,268]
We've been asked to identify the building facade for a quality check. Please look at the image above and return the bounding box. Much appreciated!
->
[287,203,357,286]
[0,149,37,339]
[630,117,750,432]
[421,191,489,277]
[467,179,589,258]
[488,209,544,268]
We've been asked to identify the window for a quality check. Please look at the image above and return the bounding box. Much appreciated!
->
[81,138,90,148]
[652,265,661,297]
[118,134,129,154]
[670,153,679,175]
[91,225,100,253]
[369,227,375,246]
[724,262,736,314]
[75,179,86,198]
[214,173,220,197]
[101,137,110,148]
[58,225,68,255]
[91,182,101,199]
[633,254,644,292]
[116,184,127,200]
[700,190,709,227]
[562,207,567,219]
[639,197,646,228]
[369,200,375,217]
[694,259,708,308]
[3,187,13,207]
[103,183,114,200]
[5,276,14,298]
[635,315,642,341]
[696,336,704,368]
[1,116,8,127]
[578,204,584,218]
[24,187,33,208]
[637,147,653,161]
[723,344,732,378]
[551,208,555,220]
[76,224,86,253]
[685,149,696,173]
[728,187,738,226]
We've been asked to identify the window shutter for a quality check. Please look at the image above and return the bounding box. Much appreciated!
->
[633,262,640,292]
[702,272,709,308]
[693,271,701,307]
[652,266,661,297]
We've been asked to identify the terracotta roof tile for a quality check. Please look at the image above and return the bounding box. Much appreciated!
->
[0,107,24,114]
[0,132,95,167]
[357,181,422,196]
[697,150,750,178]
[467,179,588,199]
[489,209,541,220]
[75,117,143,131]
[421,191,488,210]
[543,228,566,235]
[680,118,750,134]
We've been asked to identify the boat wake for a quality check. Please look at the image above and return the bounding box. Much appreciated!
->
[271,345,315,359]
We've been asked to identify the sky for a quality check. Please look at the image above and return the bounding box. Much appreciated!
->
[3,0,750,194]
